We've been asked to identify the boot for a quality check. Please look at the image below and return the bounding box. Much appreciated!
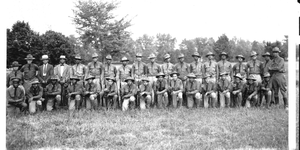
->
[178,98,183,108]
[274,97,279,105]
[283,97,288,109]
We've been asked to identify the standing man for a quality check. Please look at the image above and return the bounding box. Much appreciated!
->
[37,55,54,111]
[154,72,169,109]
[117,56,132,108]
[147,53,161,107]
[71,54,86,87]
[103,54,117,83]
[161,53,174,84]
[7,61,24,91]
[44,75,61,111]
[203,52,218,84]
[190,52,203,86]
[268,47,288,110]
[132,52,147,107]
[185,73,201,108]
[86,53,104,108]
[246,51,263,84]
[217,52,232,82]
[262,52,272,74]
[217,72,232,108]
[174,53,189,88]
[27,79,44,114]
[6,77,27,116]
[20,54,39,93]
[232,55,247,83]
[168,72,183,108]
[54,55,70,107]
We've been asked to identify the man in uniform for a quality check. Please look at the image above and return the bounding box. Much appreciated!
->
[67,76,83,110]
[185,73,201,108]
[262,52,272,74]
[147,53,161,106]
[27,79,44,114]
[232,55,247,83]
[117,56,132,108]
[154,72,169,109]
[161,53,174,84]
[6,77,27,115]
[203,52,218,83]
[38,55,54,111]
[217,52,232,81]
[231,73,244,107]
[268,47,288,110]
[174,53,189,89]
[20,54,39,93]
[101,76,118,110]
[121,77,137,111]
[71,54,86,87]
[139,77,152,109]
[190,52,203,86]
[246,51,263,84]
[260,72,272,108]
[217,72,232,108]
[243,75,259,108]
[84,75,99,110]
[86,53,104,108]
[44,75,61,111]
[7,61,24,92]
[132,52,147,107]
[168,72,183,108]
[103,54,117,83]
[201,73,217,108]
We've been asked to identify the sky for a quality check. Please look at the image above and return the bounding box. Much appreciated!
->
[3,0,296,47]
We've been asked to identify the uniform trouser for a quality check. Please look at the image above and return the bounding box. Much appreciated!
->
[46,95,61,111]
[86,94,98,110]
[204,92,217,108]
[232,92,243,107]
[68,95,81,110]
[219,75,231,82]
[186,92,201,108]
[219,91,231,108]
[208,76,217,83]
[135,77,143,108]
[59,82,68,106]
[261,90,272,108]
[245,94,258,108]
[122,96,136,111]
[29,98,44,114]
[171,92,183,108]
[92,78,102,107]
[105,95,118,110]
[140,94,151,109]
[118,81,127,108]
[271,73,288,108]
[156,92,169,109]
[7,102,27,116]
[41,83,48,111]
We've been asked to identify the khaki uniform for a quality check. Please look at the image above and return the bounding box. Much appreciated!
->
[174,62,189,81]
[121,84,137,111]
[20,63,39,93]
[203,60,218,83]
[71,63,86,83]
[217,60,232,81]
[84,82,98,110]
[231,81,244,107]
[246,60,263,84]
[201,81,217,108]
[190,61,203,85]
[86,61,103,92]
[232,63,247,83]
[6,70,25,95]
[262,60,272,74]
[139,84,152,109]
[44,83,61,111]
[260,80,272,108]
[27,85,43,113]
[6,86,27,115]
[243,82,258,107]
[161,62,174,83]
[185,80,201,108]
[67,82,83,110]
[101,83,118,110]
[154,79,169,109]
[169,78,183,108]
[217,79,232,108]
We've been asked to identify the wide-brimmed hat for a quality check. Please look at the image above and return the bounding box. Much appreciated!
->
[263,72,271,78]
[85,75,95,81]
[141,77,150,82]
[136,52,142,57]
[234,73,243,80]
[106,55,112,60]
[250,51,258,57]
[178,53,184,59]
[272,47,281,53]
[164,54,171,59]
[235,55,245,60]
[92,53,98,58]
[170,71,180,77]
[206,52,215,57]
[246,75,256,81]
[11,77,20,82]
[219,52,228,57]
[41,55,49,60]
[156,72,165,78]
[75,54,82,60]
[187,73,196,78]
[11,61,21,67]
[106,76,116,82]
[124,77,135,82]
[203,73,212,79]
[25,54,35,60]
[121,56,129,62]
[262,52,271,57]
[31,79,40,84]
[50,75,59,81]
[192,52,201,57]
[219,72,228,76]
[70,75,80,81]
[148,53,156,59]
[60,55,66,59]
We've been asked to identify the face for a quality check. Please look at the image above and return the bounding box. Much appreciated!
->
[93,57,98,62]
[127,80,132,85]
[71,79,77,84]
[43,59,48,64]
[75,59,81,64]
[107,59,112,64]
[13,67,19,71]
[238,58,243,62]
[60,59,65,64]
[273,52,279,57]
[143,80,149,86]
[208,55,213,60]
[150,58,155,62]
[122,61,128,65]
[221,55,226,60]
[158,76,163,81]
[136,57,141,61]
[248,79,254,84]
[51,80,57,84]
[172,74,178,80]
[179,58,184,62]
[88,78,93,83]
[27,60,33,64]
[251,55,257,60]
[107,79,113,85]
[189,78,195,82]
[235,77,241,82]
[193,56,199,61]
[166,58,170,62]
[32,83,38,88]
[13,81,19,87]
[264,77,270,82]
[221,75,226,80]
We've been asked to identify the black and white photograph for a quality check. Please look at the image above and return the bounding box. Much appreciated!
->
[2,0,299,149]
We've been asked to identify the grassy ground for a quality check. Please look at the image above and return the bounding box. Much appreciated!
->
[6,108,288,150]
[296,70,299,150]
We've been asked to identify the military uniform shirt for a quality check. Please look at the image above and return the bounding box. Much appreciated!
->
[20,63,39,80]
[269,57,285,73]
[190,61,203,78]
[232,81,244,91]
[132,61,146,77]
[246,60,263,74]
[7,70,24,87]
[169,78,183,91]
[203,60,218,77]
[7,86,25,101]
[87,61,103,78]
[122,84,137,96]
[67,83,83,94]
[217,60,232,75]
[174,62,189,79]
[155,79,168,92]
[139,84,152,93]
[27,86,43,100]
[243,82,258,95]
[232,62,247,77]
[147,62,161,76]
[185,80,199,92]
[161,62,174,76]
[71,64,86,80]
[103,63,117,78]
[118,65,132,82]
[201,81,216,93]
[262,60,272,74]
[45,83,61,96]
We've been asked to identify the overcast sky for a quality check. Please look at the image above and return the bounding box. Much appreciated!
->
[3,0,296,47]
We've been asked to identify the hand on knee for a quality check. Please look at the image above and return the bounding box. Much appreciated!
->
[178,92,183,99]
[195,93,201,99]
[75,95,81,101]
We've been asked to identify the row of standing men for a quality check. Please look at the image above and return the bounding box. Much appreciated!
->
[6,47,288,114]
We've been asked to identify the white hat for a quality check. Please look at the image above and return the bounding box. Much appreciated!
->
[41,55,49,60]
[60,55,66,59]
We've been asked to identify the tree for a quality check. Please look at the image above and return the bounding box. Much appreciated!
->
[155,33,176,62]
[179,39,196,63]
[72,0,132,61]
[213,34,231,61]
[135,34,156,62]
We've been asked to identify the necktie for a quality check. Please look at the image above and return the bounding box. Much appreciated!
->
[89,84,92,91]
[28,64,31,70]
[73,84,76,92]
[167,63,169,71]
[239,63,241,73]
[14,71,17,77]
[138,62,140,74]
[174,80,176,88]
[52,84,55,92]
[160,81,162,91]
[190,81,193,91]
[94,62,96,68]
[253,61,256,72]
[222,80,225,91]
[14,87,17,99]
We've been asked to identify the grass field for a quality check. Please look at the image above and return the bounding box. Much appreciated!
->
[6,62,295,150]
